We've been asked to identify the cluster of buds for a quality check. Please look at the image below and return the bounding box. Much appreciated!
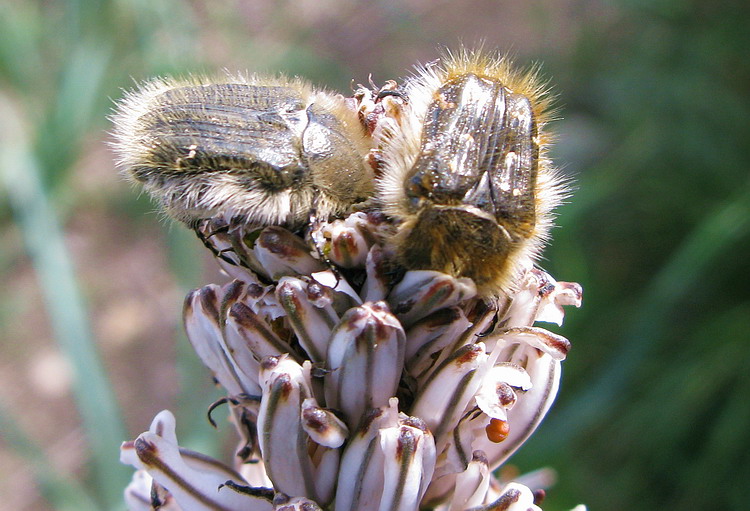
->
[120,211,582,511]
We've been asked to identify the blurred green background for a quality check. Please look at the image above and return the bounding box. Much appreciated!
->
[1,1,748,510]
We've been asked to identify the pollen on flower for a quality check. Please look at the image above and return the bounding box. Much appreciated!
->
[486,418,511,443]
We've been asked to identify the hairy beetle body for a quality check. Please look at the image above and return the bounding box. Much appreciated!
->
[112,76,373,228]
[377,50,565,296]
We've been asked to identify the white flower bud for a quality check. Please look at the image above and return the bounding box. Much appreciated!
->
[254,226,326,279]
[321,212,375,269]
[325,302,405,428]
[334,400,400,511]
[388,271,476,326]
[121,411,273,511]
[411,343,489,450]
[184,285,250,395]
[378,417,436,511]
[276,277,339,362]
[257,356,319,501]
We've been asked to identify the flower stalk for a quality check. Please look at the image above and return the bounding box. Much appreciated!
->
[121,212,582,511]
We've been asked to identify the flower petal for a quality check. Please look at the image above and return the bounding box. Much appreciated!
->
[254,226,326,279]
[311,270,363,309]
[410,343,488,452]
[124,470,183,511]
[481,354,561,470]
[474,363,532,420]
[334,401,399,511]
[272,494,324,510]
[184,286,247,395]
[378,417,436,511]
[121,411,273,511]
[448,451,491,511]
[491,327,571,363]
[257,356,319,501]
[361,245,390,302]
[324,302,405,428]
[226,301,298,361]
[467,481,541,511]
[388,271,476,327]
[310,442,341,505]
[321,212,375,269]
[301,398,349,448]
[534,272,583,326]
[276,277,339,362]
[404,307,472,379]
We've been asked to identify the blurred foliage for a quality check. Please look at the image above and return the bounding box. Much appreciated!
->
[516,1,750,510]
[1,0,748,510]
[0,1,214,509]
